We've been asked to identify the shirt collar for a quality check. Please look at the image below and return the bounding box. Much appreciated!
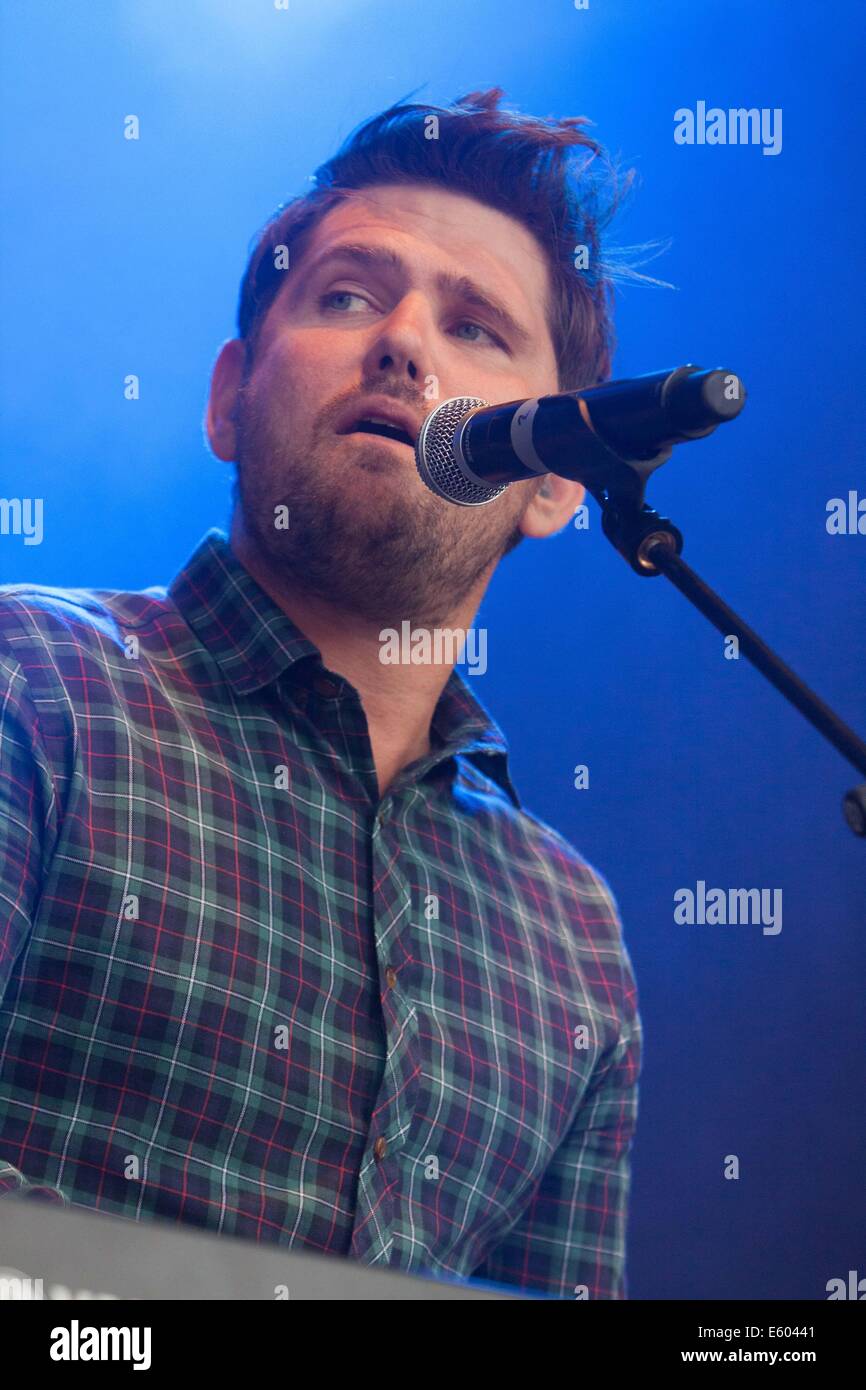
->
[168,528,521,809]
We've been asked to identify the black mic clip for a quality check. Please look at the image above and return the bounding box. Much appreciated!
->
[567,409,682,576]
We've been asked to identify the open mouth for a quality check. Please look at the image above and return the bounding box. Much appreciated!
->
[339,418,415,448]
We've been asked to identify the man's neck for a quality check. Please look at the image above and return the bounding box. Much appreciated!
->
[230,531,489,800]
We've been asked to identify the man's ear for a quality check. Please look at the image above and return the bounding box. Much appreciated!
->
[517,473,586,540]
[205,338,248,462]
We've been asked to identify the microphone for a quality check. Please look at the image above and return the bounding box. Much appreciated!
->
[414,364,746,507]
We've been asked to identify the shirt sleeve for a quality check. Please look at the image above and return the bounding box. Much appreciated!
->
[0,646,59,1005]
[0,647,69,1202]
[470,943,642,1300]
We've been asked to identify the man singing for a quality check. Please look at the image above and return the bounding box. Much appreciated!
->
[0,88,641,1299]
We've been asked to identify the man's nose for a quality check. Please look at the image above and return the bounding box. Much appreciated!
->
[361,291,435,384]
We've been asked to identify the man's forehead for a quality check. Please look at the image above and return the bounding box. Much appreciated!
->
[300,183,552,316]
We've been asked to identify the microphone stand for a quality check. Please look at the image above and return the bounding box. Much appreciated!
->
[581,448,866,839]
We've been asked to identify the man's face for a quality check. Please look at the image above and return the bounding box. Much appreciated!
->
[227,182,560,626]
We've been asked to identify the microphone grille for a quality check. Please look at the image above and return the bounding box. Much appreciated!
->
[415,395,507,506]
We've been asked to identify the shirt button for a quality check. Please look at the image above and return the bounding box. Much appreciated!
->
[385,966,398,989]
[373,1136,388,1161]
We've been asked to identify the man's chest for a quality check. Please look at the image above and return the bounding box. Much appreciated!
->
[2,705,615,1242]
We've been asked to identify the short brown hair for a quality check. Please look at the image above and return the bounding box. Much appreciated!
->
[236,86,635,393]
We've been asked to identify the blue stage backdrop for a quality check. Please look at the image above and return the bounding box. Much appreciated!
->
[1,0,863,1300]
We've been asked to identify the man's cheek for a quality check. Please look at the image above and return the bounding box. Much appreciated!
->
[280,362,330,416]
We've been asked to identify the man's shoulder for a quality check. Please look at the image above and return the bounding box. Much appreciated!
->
[504,802,639,1033]
[516,801,622,927]
[456,756,624,939]
[0,577,172,667]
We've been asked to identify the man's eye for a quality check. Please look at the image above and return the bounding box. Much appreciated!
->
[453,320,506,349]
[318,290,370,312]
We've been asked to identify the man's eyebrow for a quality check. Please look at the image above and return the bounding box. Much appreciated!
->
[443,271,534,349]
[305,242,404,280]
[302,241,534,348]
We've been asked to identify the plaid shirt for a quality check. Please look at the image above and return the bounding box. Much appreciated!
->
[0,528,641,1298]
